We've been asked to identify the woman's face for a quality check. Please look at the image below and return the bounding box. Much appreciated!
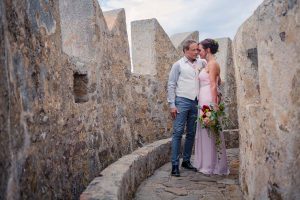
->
[198,44,207,59]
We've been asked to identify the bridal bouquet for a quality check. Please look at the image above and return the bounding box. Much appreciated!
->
[198,102,228,152]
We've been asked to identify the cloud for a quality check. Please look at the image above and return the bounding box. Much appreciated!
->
[99,0,263,40]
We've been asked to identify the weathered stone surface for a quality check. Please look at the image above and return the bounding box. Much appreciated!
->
[80,138,172,200]
[170,31,199,54]
[104,8,124,31]
[0,1,175,199]
[164,187,188,196]
[233,0,300,199]
[223,129,239,148]
[215,38,238,129]
[59,0,107,62]
[131,19,157,75]
[131,18,179,75]
[0,1,10,199]
[3,0,299,199]
[130,18,180,143]
[103,8,131,73]
[134,148,243,200]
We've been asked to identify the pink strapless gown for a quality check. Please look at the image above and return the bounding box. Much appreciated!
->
[194,70,229,175]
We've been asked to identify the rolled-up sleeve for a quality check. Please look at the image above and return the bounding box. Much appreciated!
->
[167,62,180,108]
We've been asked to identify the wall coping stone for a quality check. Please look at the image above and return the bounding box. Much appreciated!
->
[80,138,172,200]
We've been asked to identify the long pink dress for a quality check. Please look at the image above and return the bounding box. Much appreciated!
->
[194,69,229,175]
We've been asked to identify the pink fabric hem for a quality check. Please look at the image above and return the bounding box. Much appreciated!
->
[198,169,230,176]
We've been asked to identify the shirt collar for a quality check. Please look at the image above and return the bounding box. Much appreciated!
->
[183,56,197,64]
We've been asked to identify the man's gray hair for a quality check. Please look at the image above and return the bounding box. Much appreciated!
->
[182,39,197,53]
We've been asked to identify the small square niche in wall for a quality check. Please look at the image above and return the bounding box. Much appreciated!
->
[73,72,89,103]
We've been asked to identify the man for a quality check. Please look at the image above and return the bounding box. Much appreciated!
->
[167,39,206,177]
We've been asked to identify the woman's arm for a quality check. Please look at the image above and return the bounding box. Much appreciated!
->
[208,62,220,105]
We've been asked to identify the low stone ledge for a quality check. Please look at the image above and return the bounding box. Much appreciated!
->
[80,138,172,200]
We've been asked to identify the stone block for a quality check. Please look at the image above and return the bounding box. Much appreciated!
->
[103,8,131,71]
[131,19,157,75]
[104,8,125,32]
[215,38,238,129]
[215,38,231,82]
[131,18,179,76]
[170,31,199,54]
[59,0,107,62]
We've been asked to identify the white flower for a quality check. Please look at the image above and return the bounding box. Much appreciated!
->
[206,112,211,117]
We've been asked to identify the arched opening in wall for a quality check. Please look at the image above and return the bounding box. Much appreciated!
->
[73,72,89,103]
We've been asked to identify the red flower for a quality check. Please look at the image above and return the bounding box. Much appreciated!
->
[202,105,210,112]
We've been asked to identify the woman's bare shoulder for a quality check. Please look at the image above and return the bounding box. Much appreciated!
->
[208,60,220,71]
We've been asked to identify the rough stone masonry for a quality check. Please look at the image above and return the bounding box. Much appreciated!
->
[233,0,300,199]
[0,1,122,199]
[0,0,299,200]
[0,0,177,199]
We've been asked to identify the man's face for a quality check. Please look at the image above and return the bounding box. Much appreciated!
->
[184,43,199,60]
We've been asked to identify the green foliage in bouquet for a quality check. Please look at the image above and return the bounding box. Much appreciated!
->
[197,102,229,154]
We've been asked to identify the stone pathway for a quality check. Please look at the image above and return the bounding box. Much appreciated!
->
[134,148,243,200]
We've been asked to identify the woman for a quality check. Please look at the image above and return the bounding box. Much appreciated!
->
[194,39,229,175]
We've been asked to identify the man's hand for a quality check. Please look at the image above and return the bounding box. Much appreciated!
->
[170,107,178,119]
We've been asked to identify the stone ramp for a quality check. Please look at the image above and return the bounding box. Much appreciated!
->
[134,148,243,200]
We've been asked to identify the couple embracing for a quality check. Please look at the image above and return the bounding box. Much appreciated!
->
[167,39,229,177]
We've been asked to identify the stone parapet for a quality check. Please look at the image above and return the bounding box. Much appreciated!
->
[80,138,172,200]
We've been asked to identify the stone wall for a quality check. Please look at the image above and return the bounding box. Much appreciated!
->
[215,38,238,129]
[0,0,238,197]
[80,138,172,200]
[0,0,179,199]
[233,0,300,199]
[3,0,299,199]
[130,18,181,143]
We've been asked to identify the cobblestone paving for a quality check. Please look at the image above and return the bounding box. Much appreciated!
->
[134,148,243,200]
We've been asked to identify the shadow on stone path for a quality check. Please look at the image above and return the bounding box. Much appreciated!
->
[134,148,243,200]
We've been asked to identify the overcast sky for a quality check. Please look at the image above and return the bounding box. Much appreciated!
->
[98,0,264,41]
